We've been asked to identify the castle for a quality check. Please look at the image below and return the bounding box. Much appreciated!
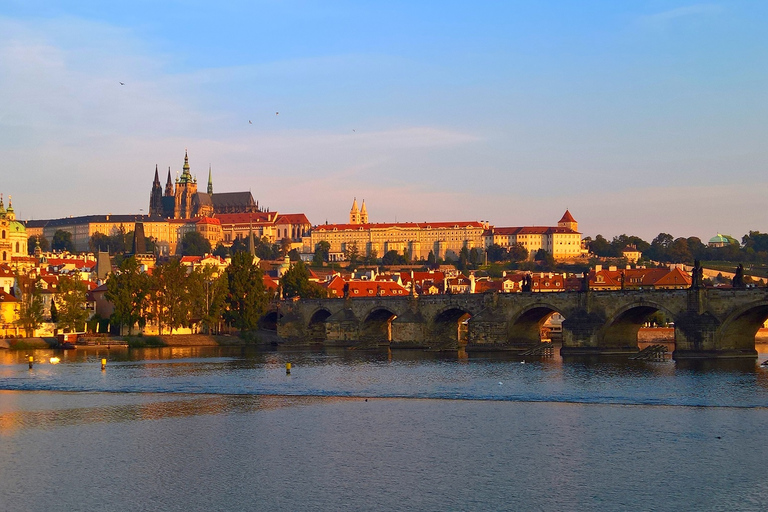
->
[149,150,262,219]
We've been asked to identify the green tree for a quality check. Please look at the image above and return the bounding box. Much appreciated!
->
[15,277,45,337]
[52,230,75,253]
[344,242,360,268]
[27,235,50,255]
[230,236,248,255]
[588,235,614,257]
[213,243,230,258]
[486,244,507,263]
[151,259,190,334]
[313,240,330,265]
[106,256,150,334]
[281,260,326,299]
[381,249,405,266]
[109,226,129,254]
[50,299,58,323]
[187,265,227,334]
[508,244,529,262]
[181,231,212,256]
[89,232,111,253]
[56,273,89,331]
[279,237,293,258]
[427,250,437,266]
[224,252,268,331]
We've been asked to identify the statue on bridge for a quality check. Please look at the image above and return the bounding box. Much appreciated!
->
[691,260,704,290]
[522,273,532,292]
[732,264,746,289]
[581,271,590,292]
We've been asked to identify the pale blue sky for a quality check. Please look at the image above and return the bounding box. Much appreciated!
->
[1,1,766,240]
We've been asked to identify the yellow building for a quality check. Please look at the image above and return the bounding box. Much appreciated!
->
[0,196,27,263]
[484,210,583,260]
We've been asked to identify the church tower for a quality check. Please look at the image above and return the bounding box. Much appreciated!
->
[149,165,163,217]
[349,198,361,224]
[174,150,198,219]
[360,200,368,224]
[207,166,213,195]
[557,209,578,232]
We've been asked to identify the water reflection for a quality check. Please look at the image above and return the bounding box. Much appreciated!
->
[0,393,344,435]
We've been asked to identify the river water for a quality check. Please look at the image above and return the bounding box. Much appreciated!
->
[1,346,768,511]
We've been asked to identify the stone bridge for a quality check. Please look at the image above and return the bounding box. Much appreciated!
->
[273,288,768,359]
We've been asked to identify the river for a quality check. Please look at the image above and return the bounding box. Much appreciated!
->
[1,345,767,511]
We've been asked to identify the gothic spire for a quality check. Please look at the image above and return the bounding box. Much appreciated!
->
[165,167,174,196]
[207,165,213,195]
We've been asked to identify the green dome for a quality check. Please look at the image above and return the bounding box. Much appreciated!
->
[9,221,26,234]
[708,234,729,244]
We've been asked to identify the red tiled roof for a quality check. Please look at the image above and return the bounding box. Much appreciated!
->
[195,217,221,225]
[559,210,576,223]
[314,221,485,231]
[216,212,276,225]
[276,213,310,224]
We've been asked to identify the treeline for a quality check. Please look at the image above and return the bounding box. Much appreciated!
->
[107,252,273,335]
[586,232,768,264]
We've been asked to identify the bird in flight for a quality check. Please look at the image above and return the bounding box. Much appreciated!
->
[276,112,279,115]
[119,82,125,85]
[249,120,252,124]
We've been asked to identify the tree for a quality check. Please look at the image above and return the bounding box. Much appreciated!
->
[486,244,507,263]
[427,250,437,266]
[52,230,75,253]
[56,273,90,332]
[109,226,129,254]
[224,252,268,331]
[106,256,150,335]
[16,277,45,337]
[589,235,613,257]
[381,249,405,266]
[181,231,212,256]
[27,235,50,255]
[281,260,326,299]
[313,241,330,265]
[50,299,58,323]
[151,259,190,334]
[89,232,111,253]
[279,237,293,258]
[213,243,230,258]
[288,248,301,261]
[344,242,360,268]
[508,244,529,262]
[187,265,227,334]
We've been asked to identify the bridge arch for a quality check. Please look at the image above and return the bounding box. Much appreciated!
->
[430,307,473,348]
[508,304,565,347]
[601,300,677,350]
[308,308,333,342]
[360,307,398,345]
[717,300,768,352]
[261,309,284,331]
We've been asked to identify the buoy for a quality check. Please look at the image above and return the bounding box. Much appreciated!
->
[28,356,34,369]
[101,358,107,371]
[286,362,291,375]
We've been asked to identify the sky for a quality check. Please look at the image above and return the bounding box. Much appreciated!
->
[1,0,767,242]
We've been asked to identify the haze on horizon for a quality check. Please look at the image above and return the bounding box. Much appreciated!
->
[1,1,766,243]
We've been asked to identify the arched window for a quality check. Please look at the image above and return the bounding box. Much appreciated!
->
[2,252,5,261]
[15,242,19,253]
[1,230,5,239]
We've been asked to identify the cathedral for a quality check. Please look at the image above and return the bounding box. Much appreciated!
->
[149,151,263,219]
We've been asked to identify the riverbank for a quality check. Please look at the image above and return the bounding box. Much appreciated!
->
[1,330,282,349]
